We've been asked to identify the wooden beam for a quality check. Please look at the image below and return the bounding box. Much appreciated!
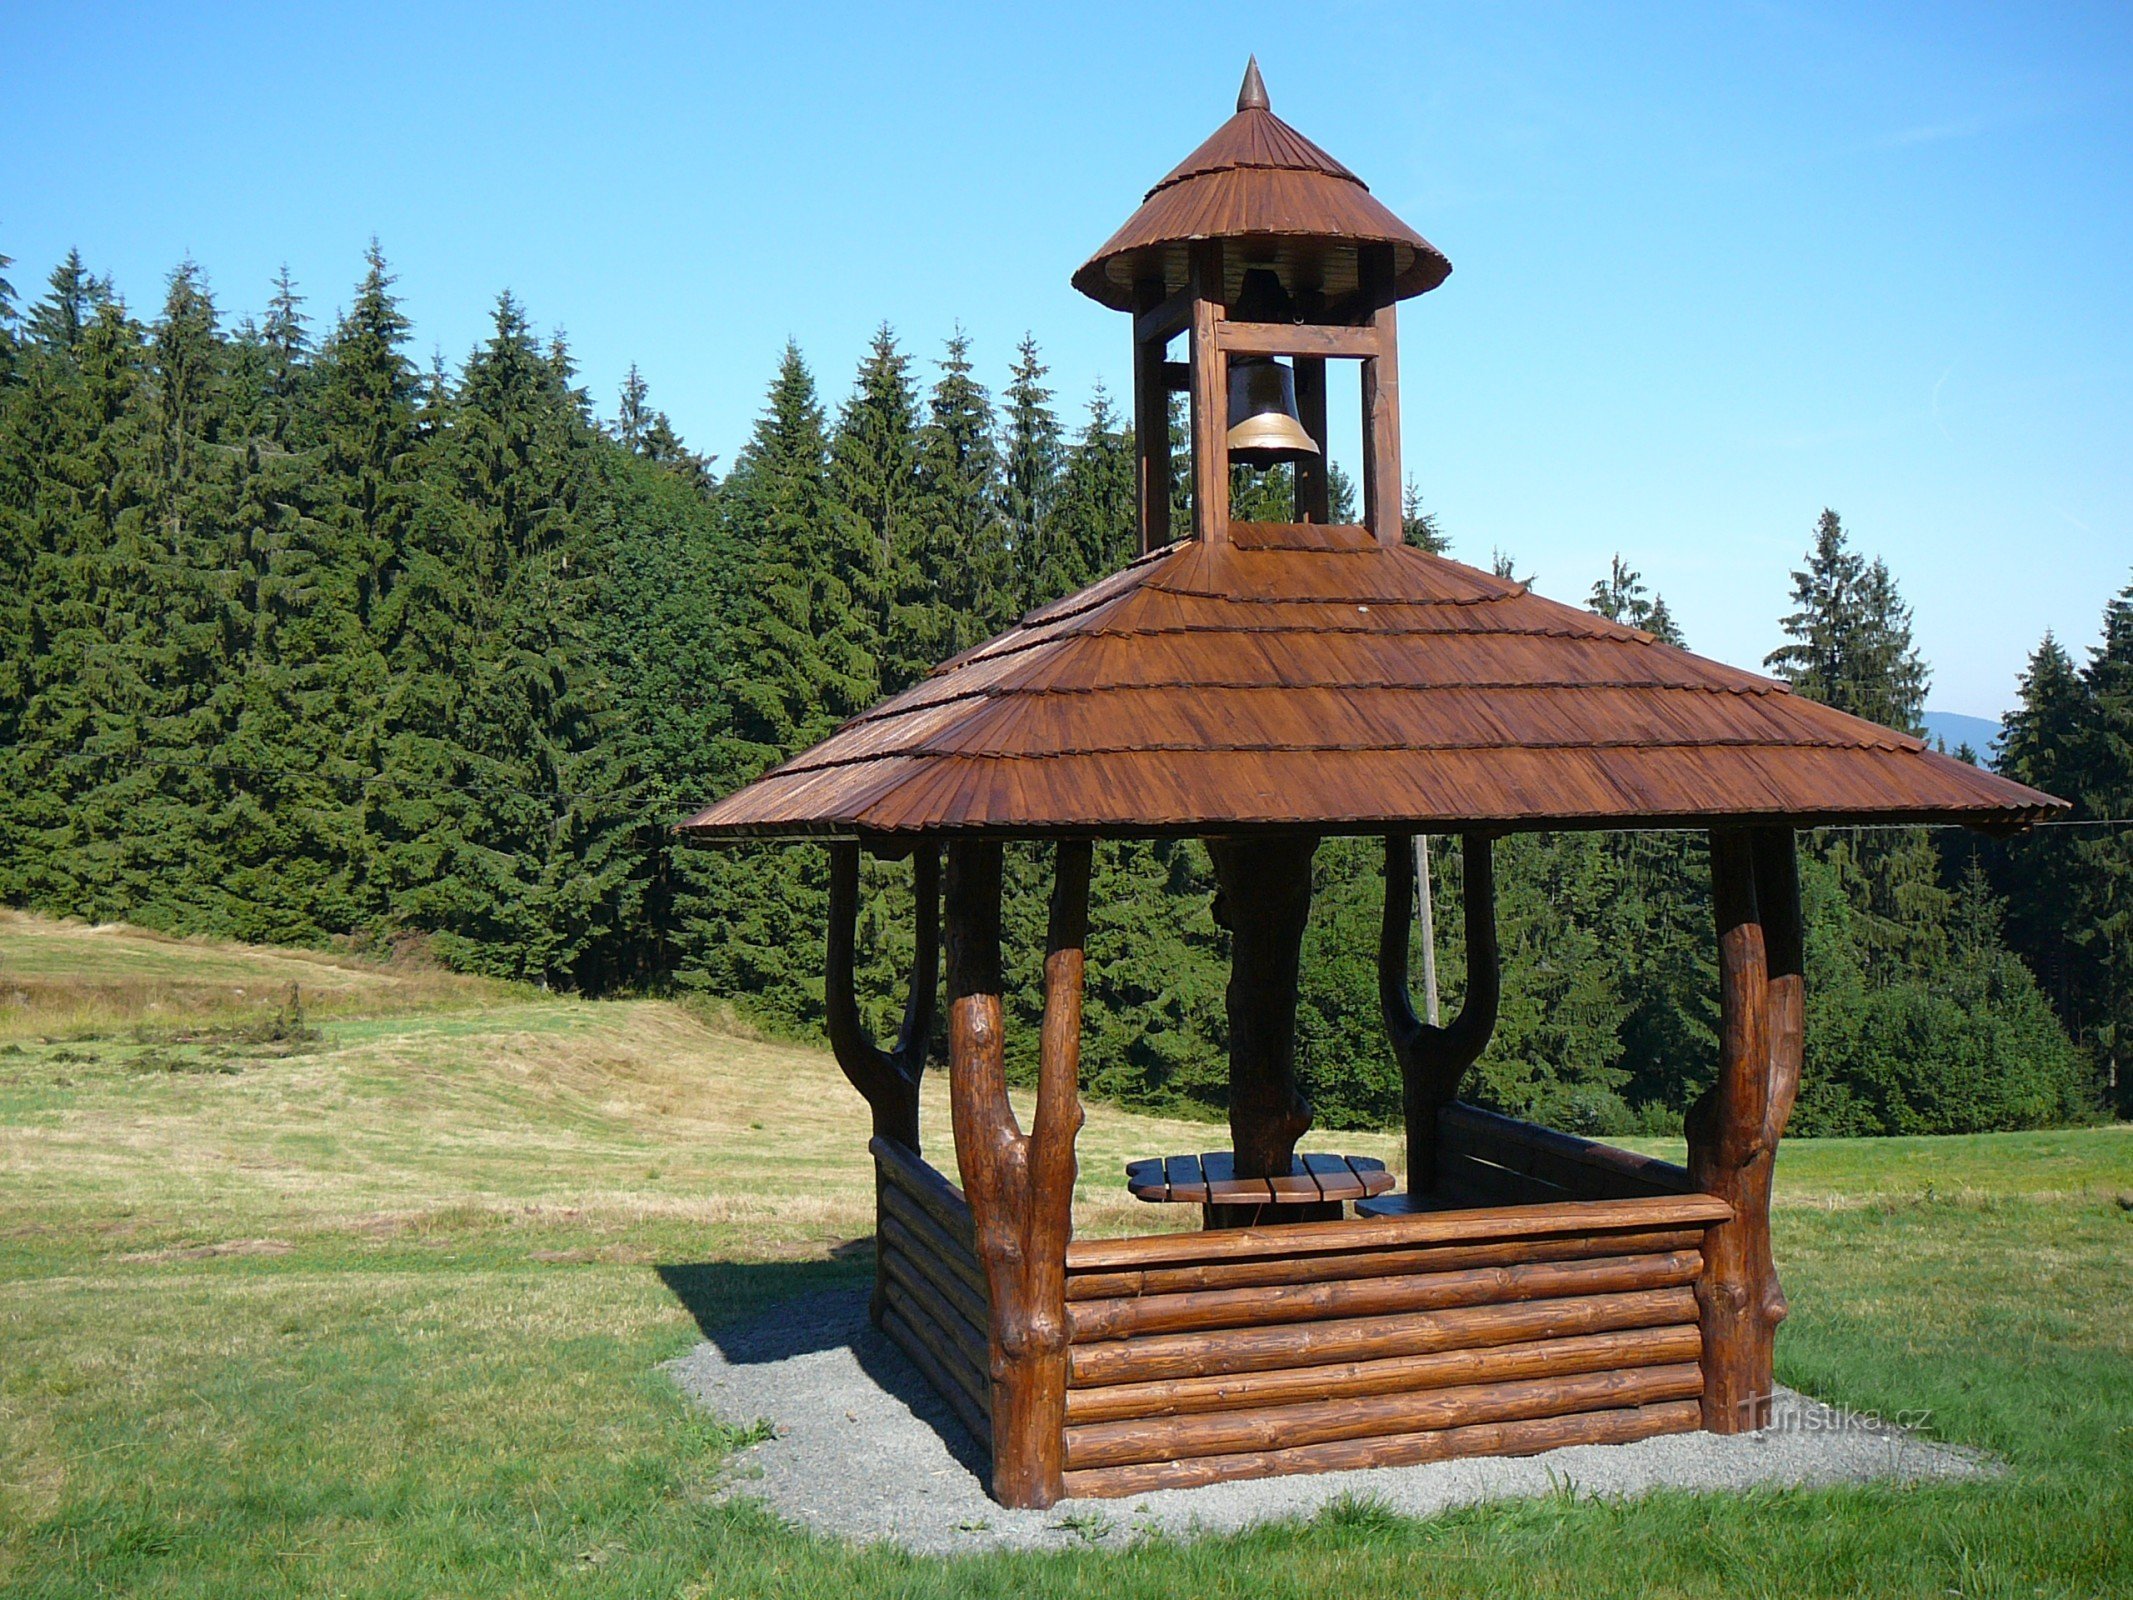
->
[1063,1361,1704,1471]
[1066,1249,1702,1342]
[1188,242,1228,547]
[1060,1398,1701,1497]
[1381,834,1498,1193]
[1064,1323,1703,1424]
[1063,1194,1731,1272]
[944,838,1090,1510]
[1686,827,1799,1433]
[1162,360,1191,392]
[1205,835,1318,1188]
[1133,281,1196,347]
[1293,356,1329,524]
[1357,242,1403,546]
[1215,320,1381,359]
[1068,1286,1699,1387]
[1131,278,1172,556]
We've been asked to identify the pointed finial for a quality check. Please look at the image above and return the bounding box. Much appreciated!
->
[1237,55,1269,113]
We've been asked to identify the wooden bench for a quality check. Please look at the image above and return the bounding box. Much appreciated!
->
[1126,1152,1394,1224]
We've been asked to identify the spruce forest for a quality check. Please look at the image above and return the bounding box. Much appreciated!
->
[2,245,2127,1137]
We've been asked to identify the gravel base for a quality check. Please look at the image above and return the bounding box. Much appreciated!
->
[669,1286,1993,1555]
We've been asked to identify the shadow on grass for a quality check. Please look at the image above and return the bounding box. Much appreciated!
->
[656,1241,989,1482]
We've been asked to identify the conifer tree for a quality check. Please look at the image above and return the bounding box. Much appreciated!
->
[1401,478,1448,554]
[24,250,113,351]
[0,296,147,910]
[828,325,923,693]
[1588,553,1685,645]
[1765,509,1927,735]
[916,331,1011,654]
[1000,333,1062,610]
[1047,383,1134,595]
[71,263,237,926]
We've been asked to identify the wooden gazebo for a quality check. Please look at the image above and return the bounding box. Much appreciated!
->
[683,62,2066,1508]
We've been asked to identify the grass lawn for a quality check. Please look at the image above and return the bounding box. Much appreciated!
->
[1,911,2128,1597]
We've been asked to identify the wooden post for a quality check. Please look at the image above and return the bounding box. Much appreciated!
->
[944,837,1090,1509]
[1206,835,1318,1187]
[1686,827,1801,1432]
[825,840,938,1153]
[1358,242,1403,547]
[1293,355,1330,524]
[1188,241,1229,547]
[1131,277,1171,555]
[1380,834,1499,1194]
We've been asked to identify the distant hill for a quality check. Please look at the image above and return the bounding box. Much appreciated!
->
[1921,710,2004,764]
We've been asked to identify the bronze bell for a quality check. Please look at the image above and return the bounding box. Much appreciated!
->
[1225,355,1320,469]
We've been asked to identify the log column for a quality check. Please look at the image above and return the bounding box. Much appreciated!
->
[825,841,939,1153]
[1380,834,1500,1194]
[827,842,940,1328]
[945,837,1090,1509]
[1206,835,1318,1202]
[1687,827,1803,1432]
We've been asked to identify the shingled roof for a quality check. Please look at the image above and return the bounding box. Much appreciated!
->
[1072,59,1452,312]
[682,523,2063,839]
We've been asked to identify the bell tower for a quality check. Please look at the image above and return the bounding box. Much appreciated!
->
[1073,58,1452,552]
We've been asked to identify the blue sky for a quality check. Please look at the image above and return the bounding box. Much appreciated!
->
[6,1,2128,718]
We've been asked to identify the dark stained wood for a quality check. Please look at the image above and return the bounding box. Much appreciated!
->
[882,1301,992,1448]
[1292,356,1330,524]
[944,838,1090,1509]
[826,842,937,1154]
[1205,834,1318,1188]
[1063,1193,1731,1271]
[1133,281,1197,347]
[1381,833,1499,1192]
[1434,1150,1568,1207]
[1064,1227,1705,1301]
[879,1190,987,1321]
[871,1135,975,1252]
[879,1210,989,1334]
[1063,1361,1703,1470]
[1058,1399,1701,1498]
[1068,1286,1700,1387]
[1066,1249,1701,1341]
[1687,827,1799,1433]
[1214,319,1382,359]
[1131,278,1172,557]
[1125,1150,1390,1205]
[1188,242,1229,547]
[881,1249,989,1378]
[1064,1323,1703,1423]
[1440,1101,1694,1198]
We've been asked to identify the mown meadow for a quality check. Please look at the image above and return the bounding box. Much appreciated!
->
[1,909,2128,1598]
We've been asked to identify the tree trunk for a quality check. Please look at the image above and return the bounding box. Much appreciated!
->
[944,837,1089,1509]
[1206,835,1318,1183]
[1687,827,1802,1432]
[1381,833,1499,1194]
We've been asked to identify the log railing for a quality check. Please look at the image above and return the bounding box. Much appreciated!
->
[872,1135,992,1451]
[1435,1102,1693,1208]
[1053,1194,1728,1497]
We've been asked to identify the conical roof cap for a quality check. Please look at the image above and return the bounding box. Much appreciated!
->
[1073,60,1452,312]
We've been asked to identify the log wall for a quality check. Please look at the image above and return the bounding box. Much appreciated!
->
[1435,1102,1695,1208]
[872,1136,993,1453]
[1055,1193,1727,1497]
